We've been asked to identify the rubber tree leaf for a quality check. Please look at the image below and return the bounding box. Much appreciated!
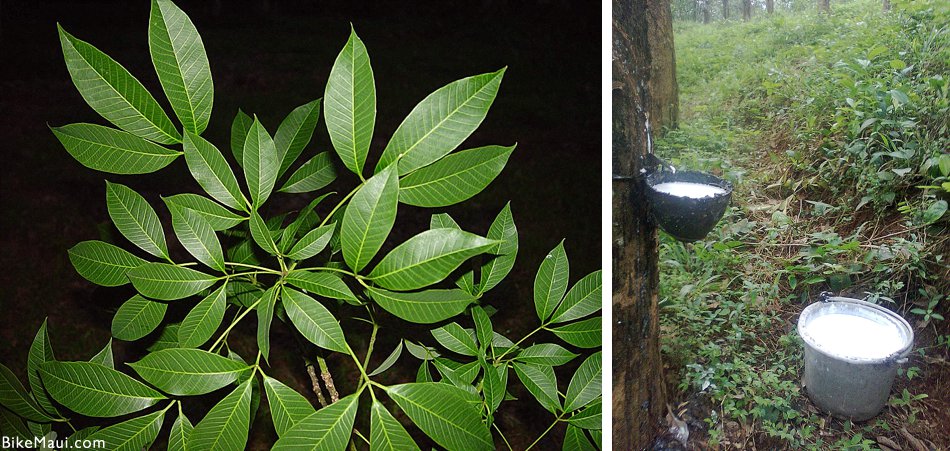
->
[376,68,505,175]
[415,362,433,383]
[341,165,398,272]
[483,363,507,414]
[404,341,440,361]
[325,26,375,178]
[370,400,420,451]
[272,393,358,451]
[148,0,212,135]
[230,109,252,165]
[398,145,514,207]
[549,317,601,349]
[39,361,165,417]
[368,228,497,291]
[163,193,245,231]
[257,285,280,364]
[431,323,478,356]
[279,152,336,193]
[550,270,602,324]
[178,284,227,347]
[85,409,166,451]
[512,362,559,414]
[183,132,246,211]
[0,407,33,441]
[368,341,403,377]
[68,240,147,287]
[90,339,115,369]
[189,379,252,450]
[478,202,518,294]
[284,270,357,303]
[27,319,59,415]
[263,375,315,437]
[105,181,169,260]
[275,99,322,178]
[563,425,596,451]
[281,287,348,353]
[57,25,180,144]
[0,363,54,422]
[51,123,180,174]
[128,348,250,396]
[387,382,493,451]
[286,224,334,261]
[112,295,167,341]
[169,202,225,271]
[367,287,475,324]
[147,323,180,352]
[242,116,279,208]
[430,213,460,229]
[534,240,569,323]
[564,352,602,412]
[471,305,493,350]
[515,343,578,366]
[128,263,217,300]
[168,409,193,451]
[568,399,601,430]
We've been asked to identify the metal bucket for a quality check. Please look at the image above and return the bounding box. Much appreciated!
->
[797,294,914,421]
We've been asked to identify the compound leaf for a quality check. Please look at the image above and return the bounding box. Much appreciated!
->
[39,361,165,417]
[281,287,348,353]
[399,145,514,207]
[112,295,167,341]
[367,287,475,324]
[368,228,496,291]
[341,165,398,272]
[105,181,169,259]
[51,123,179,174]
[129,348,250,396]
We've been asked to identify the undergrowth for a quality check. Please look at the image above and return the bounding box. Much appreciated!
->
[658,0,949,448]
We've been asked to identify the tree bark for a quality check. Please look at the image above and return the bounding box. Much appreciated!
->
[818,0,830,13]
[613,0,669,449]
[647,0,679,130]
[741,0,752,20]
[766,0,774,14]
[723,0,730,19]
[701,0,711,23]
[882,0,890,11]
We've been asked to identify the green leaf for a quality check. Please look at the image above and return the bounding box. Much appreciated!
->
[405,341,441,361]
[478,202,518,293]
[371,400,421,451]
[568,399,602,430]
[105,181,169,259]
[281,287,348,353]
[325,26,375,178]
[430,213,460,229]
[285,270,357,303]
[112,295,167,341]
[368,341,403,377]
[535,241,569,323]
[922,200,947,224]
[387,382,493,451]
[183,132,246,210]
[416,362,433,382]
[0,407,33,441]
[231,109,252,165]
[482,362,505,414]
[128,263,218,300]
[367,287,475,324]
[168,409,193,451]
[279,152,337,193]
[369,228,496,291]
[85,409,165,451]
[564,352,602,412]
[550,270,602,324]
[169,203,225,271]
[341,165,398,272]
[147,323,180,352]
[128,348,250,396]
[471,306,493,350]
[57,25,180,144]
[90,339,115,369]
[28,319,59,415]
[513,362,559,413]
[0,363,54,422]
[243,117,279,208]
[275,99,322,178]
[286,224,335,260]
[256,285,279,364]
[248,209,280,256]
[273,393,358,451]
[563,425,597,451]
[178,284,227,347]
[516,343,577,366]
[376,68,505,175]
[549,317,601,348]
[190,379,252,450]
[148,0,213,135]
[263,375,316,437]
[399,145,514,207]
[68,240,147,287]
[39,361,165,417]
[52,123,179,174]
[431,323,478,356]
[164,193,245,231]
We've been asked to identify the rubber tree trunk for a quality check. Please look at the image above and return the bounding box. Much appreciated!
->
[723,0,730,19]
[766,0,774,14]
[741,0,752,20]
[883,0,890,11]
[818,0,830,13]
[701,0,711,23]
[613,0,668,449]
[647,0,679,130]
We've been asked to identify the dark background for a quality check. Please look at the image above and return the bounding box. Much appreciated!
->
[0,0,600,448]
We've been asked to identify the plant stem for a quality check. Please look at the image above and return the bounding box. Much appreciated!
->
[293,266,359,277]
[306,363,329,407]
[345,343,376,402]
[353,428,370,445]
[225,262,280,273]
[319,186,359,228]
[492,423,514,451]
[362,316,379,370]
[494,324,546,362]
[524,415,564,451]
[316,356,339,403]
[209,296,263,351]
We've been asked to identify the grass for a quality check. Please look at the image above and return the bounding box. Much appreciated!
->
[656,0,949,448]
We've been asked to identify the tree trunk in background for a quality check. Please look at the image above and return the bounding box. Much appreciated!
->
[701,0,711,23]
[883,0,891,11]
[613,0,669,449]
[647,0,679,130]
[766,0,774,14]
[742,0,752,20]
[818,0,830,13]
[723,0,730,19]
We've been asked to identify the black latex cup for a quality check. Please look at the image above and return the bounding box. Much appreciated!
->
[644,170,733,242]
